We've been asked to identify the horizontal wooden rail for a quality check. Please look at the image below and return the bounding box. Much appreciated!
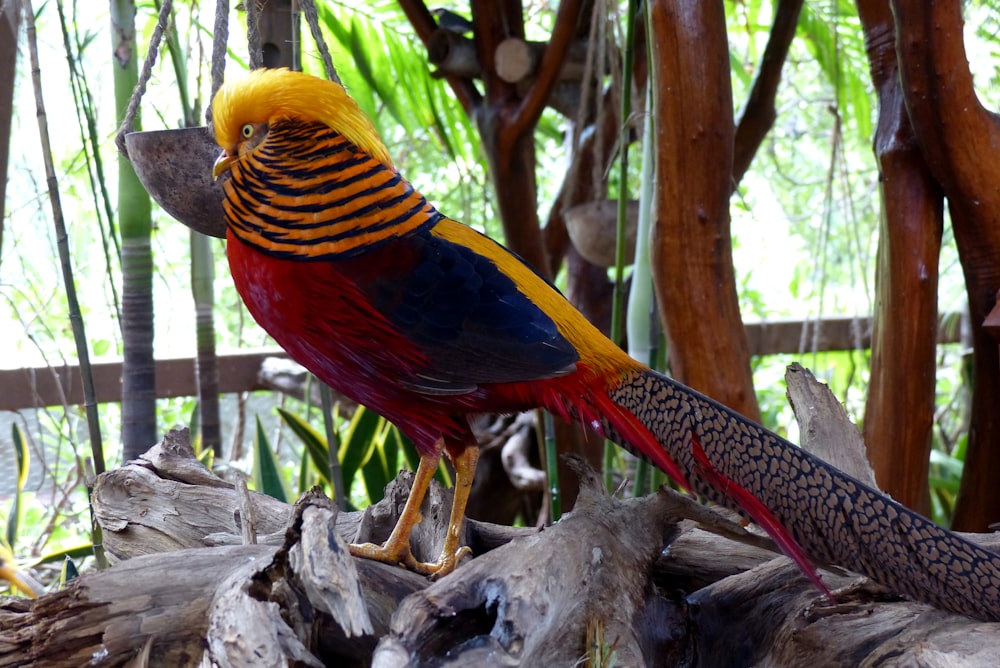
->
[0,349,288,412]
[0,315,964,412]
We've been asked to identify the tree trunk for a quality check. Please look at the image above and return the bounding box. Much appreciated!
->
[856,0,942,516]
[648,0,760,420]
[891,0,1000,530]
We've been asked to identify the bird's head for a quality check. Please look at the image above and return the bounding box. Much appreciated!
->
[211,68,392,179]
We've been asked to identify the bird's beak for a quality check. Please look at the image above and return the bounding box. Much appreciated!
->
[212,151,236,180]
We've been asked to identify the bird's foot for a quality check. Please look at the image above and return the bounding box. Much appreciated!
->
[349,540,413,569]
[408,544,472,579]
[349,541,471,579]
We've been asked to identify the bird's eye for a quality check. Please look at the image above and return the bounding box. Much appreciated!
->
[241,124,254,138]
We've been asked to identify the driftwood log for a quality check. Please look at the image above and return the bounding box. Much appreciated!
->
[3,369,1000,666]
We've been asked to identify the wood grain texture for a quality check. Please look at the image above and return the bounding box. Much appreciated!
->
[648,0,759,420]
[893,0,1000,531]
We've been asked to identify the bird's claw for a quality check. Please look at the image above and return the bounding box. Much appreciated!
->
[408,544,472,579]
[349,541,471,579]
[349,540,410,568]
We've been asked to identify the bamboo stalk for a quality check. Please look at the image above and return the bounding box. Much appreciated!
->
[605,0,639,493]
[23,0,108,570]
[112,0,158,460]
[55,0,122,327]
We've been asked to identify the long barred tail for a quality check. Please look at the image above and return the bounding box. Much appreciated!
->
[603,367,1000,622]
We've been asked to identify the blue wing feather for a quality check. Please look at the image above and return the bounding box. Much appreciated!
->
[340,226,578,393]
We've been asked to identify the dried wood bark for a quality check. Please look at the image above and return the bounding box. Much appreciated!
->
[6,373,1000,668]
[785,362,878,486]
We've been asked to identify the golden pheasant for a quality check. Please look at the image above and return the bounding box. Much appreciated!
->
[211,68,1000,621]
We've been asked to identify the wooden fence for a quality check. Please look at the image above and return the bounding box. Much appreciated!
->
[0,315,964,411]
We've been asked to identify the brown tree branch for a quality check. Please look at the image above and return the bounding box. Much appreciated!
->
[648,0,760,420]
[855,0,942,516]
[544,86,621,275]
[891,0,1000,530]
[396,0,480,113]
[732,0,804,187]
[471,0,523,105]
[503,0,585,147]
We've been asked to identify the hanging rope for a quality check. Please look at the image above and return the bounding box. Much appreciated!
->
[246,0,262,70]
[299,0,339,83]
[114,0,174,156]
[210,0,230,101]
[116,0,340,143]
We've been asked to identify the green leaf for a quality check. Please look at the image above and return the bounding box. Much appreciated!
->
[6,424,29,549]
[339,406,382,492]
[60,556,80,584]
[189,400,202,457]
[796,3,872,142]
[277,408,332,488]
[35,543,96,566]
[315,2,479,162]
[360,421,393,504]
[253,416,289,503]
[393,427,420,473]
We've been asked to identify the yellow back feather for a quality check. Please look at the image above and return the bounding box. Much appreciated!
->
[211,69,392,167]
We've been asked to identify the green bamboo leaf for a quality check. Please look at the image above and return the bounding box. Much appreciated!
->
[349,17,407,130]
[929,449,965,481]
[253,416,289,503]
[361,454,390,505]
[928,475,961,495]
[277,407,332,488]
[297,445,310,496]
[343,20,379,118]
[35,544,96,566]
[796,3,872,142]
[197,447,214,471]
[393,426,420,473]
[360,421,393,504]
[6,424,29,549]
[729,51,753,89]
[340,406,384,502]
[316,2,480,162]
[189,400,202,457]
[424,77,459,161]
[381,423,400,481]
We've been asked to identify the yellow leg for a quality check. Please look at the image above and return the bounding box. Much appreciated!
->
[350,449,440,569]
[415,444,478,578]
[349,443,479,578]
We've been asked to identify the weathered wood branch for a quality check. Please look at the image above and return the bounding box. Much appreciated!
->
[6,368,1000,665]
[395,0,479,112]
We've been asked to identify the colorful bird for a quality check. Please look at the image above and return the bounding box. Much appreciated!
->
[211,68,1000,620]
